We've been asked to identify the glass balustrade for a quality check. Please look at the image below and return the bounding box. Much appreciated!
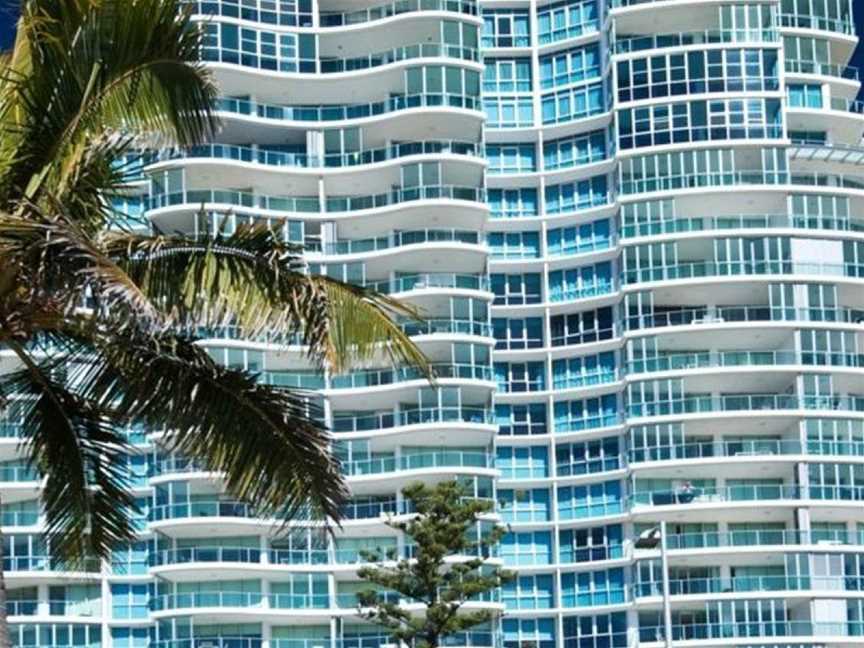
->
[151,546,262,566]
[778,12,855,34]
[620,170,864,195]
[554,413,623,433]
[624,259,864,284]
[203,41,478,73]
[331,406,494,433]
[341,450,494,477]
[659,528,864,550]
[624,305,864,330]
[269,593,330,609]
[0,422,22,438]
[630,483,864,507]
[621,213,864,238]
[149,545,441,567]
[149,500,257,522]
[785,59,859,80]
[639,620,864,642]
[195,318,492,346]
[829,97,864,114]
[154,142,482,171]
[153,640,263,648]
[319,0,478,26]
[0,465,40,482]
[552,369,620,390]
[6,600,38,616]
[216,93,482,123]
[151,591,265,611]
[153,457,208,476]
[181,0,481,26]
[327,362,494,389]
[635,574,858,597]
[612,29,778,54]
[546,238,615,258]
[146,186,485,213]
[316,230,482,255]
[628,394,864,417]
[628,393,864,418]
[365,273,490,294]
[398,319,493,337]
[1,509,39,526]
[629,439,804,463]
[627,350,864,373]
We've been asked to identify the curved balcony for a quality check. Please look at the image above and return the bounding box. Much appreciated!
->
[551,369,620,392]
[151,633,498,648]
[364,273,490,295]
[622,260,864,286]
[151,591,331,613]
[151,495,493,524]
[629,439,807,464]
[639,620,864,644]
[630,483,864,509]
[327,362,494,389]
[626,350,864,375]
[545,238,616,261]
[635,574,863,598]
[621,213,864,239]
[319,0,479,27]
[181,0,478,28]
[332,406,495,434]
[623,304,864,332]
[619,170,864,197]
[627,393,864,419]
[785,59,859,81]
[216,93,482,125]
[342,450,494,477]
[656,528,864,552]
[259,362,497,392]
[398,318,493,339]
[145,185,486,216]
[309,229,484,256]
[151,546,262,568]
[149,498,385,524]
[778,12,856,36]
[202,41,479,75]
[554,413,624,435]
[151,640,262,648]
[334,591,499,609]
[193,318,493,349]
[612,28,778,55]
[151,545,420,569]
[149,500,257,523]
[151,141,483,171]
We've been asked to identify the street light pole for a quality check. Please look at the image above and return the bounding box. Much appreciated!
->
[660,520,672,648]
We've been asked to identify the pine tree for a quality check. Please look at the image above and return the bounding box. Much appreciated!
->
[356,481,514,648]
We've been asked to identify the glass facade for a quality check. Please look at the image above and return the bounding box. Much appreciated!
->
[3,0,862,646]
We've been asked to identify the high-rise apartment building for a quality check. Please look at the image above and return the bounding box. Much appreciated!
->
[1,0,862,646]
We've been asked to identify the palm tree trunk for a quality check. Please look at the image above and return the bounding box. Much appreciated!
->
[0,495,11,648]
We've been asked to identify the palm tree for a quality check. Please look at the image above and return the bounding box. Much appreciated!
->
[0,0,429,644]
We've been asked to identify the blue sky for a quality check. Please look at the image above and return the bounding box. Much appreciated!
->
[0,3,862,92]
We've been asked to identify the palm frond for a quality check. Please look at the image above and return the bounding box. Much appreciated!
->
[0,0,216,206]
[64,324,348,524]
[0,342,136,564]
[0,210,160,326]
[104,226,431,374]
